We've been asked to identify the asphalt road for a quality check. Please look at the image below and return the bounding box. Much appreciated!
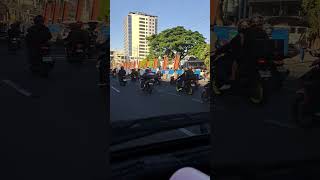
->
[110,76,209,121]
[213,69,320,169]
[110,76,210,150]
[0,42,108,180]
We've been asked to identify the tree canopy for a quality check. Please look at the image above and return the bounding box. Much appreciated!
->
[189,43,210,68]
[146,26,206,61]
[302,0,320,48]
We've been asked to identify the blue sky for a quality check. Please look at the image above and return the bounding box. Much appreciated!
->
[110,0,210,50]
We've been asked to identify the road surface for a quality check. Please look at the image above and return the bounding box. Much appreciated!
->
[213,55,320,170]
[110,76,210,150]
[0,41,107,180]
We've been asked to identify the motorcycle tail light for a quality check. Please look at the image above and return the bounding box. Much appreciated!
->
[258,58,266,64]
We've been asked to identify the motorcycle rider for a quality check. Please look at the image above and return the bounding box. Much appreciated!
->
[213,18,251,93]
[25,15,52,74]
[87,21,98,57]
[118,66,126,81]
[112,68,117,77]
[65,21,90,57]
[130,68,139,80]
[8,22,22,49]
[141,68,155,89]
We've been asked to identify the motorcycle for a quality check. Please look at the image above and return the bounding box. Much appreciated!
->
[291,49,320,127]
[8,37,21,53]
[88,33,97,58]
[112,72,117,78]
[119,75,127,86]
[38,44,55,77]
[201,81,211,103]
[176,77,193,95]
[212,51,269,104]
[154,74,161,85]
[67,43,86,63]
[141,79,155,94]
[131,74,138,82]
[170,76,175,85]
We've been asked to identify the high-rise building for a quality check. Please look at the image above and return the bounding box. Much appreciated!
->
[124,12,158,60]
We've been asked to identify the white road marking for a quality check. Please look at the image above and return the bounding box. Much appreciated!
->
[2,80,32,97]
[111,86,120,93]
[191,98,203,103]
[167,92,181,97]
[264,120,297,128]
[179,128,195,136]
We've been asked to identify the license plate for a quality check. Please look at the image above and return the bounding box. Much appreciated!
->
[76,49,83,53]
[149,83,153,85]
[42,57,53,62]
[123,79,127,82]
[191,84,195,87]
[259,70,272,77]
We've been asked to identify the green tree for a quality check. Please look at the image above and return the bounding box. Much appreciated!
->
[189,43,210,68]
[302,0,320,49]
[147,26,206,61]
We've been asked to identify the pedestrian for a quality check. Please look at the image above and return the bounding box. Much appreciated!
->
[299,39,306,63]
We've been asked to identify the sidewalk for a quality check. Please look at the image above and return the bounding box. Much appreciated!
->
[284,53,317,79]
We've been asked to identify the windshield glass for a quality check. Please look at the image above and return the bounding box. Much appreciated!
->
[110,0,210,149]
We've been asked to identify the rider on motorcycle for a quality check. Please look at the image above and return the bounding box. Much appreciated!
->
[130,68,139,79]
[213,18,251,93]
[8,22,22,47]
[25,15,52,73]
[65,21,90,57]
[118,66,126,81]
[141,69,155,88]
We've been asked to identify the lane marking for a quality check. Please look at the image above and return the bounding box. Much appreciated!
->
[264,119,297,129]
[111,86,120,93]
[191,98,203,103]
[179,128,195,136]
[2,80,32,97]
[167,92,181,97]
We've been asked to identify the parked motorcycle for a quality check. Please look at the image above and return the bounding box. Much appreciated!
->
[291,49,320,127]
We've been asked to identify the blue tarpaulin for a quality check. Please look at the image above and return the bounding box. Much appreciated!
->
[213,26,289,56]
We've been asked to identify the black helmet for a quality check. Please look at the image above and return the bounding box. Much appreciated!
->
[33,15,44,25]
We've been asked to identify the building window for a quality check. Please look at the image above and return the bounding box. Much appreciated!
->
[139,28,145,30]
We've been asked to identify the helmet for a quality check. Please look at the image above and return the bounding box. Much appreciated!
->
[33,15,44,25]
[250,15,264,28]
[237,19,250,32]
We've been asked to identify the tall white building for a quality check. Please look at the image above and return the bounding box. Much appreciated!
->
[124,12,158,60]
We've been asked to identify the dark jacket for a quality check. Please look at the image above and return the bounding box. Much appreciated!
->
[66,29,90,48]
[25,24,52,49]
[118,69,126,77]
[8,28,21,39]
